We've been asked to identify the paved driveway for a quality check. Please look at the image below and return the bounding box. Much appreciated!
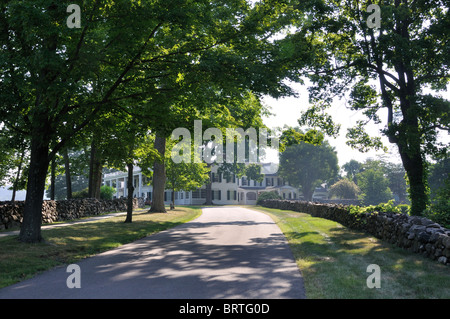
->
[0,207,305,299]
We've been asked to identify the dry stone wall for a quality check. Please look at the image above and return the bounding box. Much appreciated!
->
[260,199,450,266]
[0,198,145,230]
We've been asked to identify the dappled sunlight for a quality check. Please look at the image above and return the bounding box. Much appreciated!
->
[0,207,306,298]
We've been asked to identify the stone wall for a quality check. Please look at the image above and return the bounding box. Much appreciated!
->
[260,199,450,266]
[0,198,145,230]
[309,198,361,206]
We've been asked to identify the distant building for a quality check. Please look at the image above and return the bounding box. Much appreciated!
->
[102,163,300,206]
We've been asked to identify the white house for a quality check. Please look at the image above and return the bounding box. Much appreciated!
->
[102,163,301,206]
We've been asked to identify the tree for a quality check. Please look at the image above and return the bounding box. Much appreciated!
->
[166,161,210,209]
[279,136,339,201]
[1,1,300,242]
[256,191,281,205]
[428,157,450,200]
[424,155,450,227]
[245,164,265,184]
[1,1,166,242]
[382,161,408,203]
[342,160,363,183]
[329,179,360,199]
[291,0,449,215]
[0,132,29,203]
[357,168,394,206]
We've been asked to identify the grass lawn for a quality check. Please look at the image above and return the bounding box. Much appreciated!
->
[0,206,201,289]
[252,206,450,299]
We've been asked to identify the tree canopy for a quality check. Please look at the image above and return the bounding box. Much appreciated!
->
[289,0,449,215]
[279,134,339,201]
[1,0,314,242]
[1,0,448,243]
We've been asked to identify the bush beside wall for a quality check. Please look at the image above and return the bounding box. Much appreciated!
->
[0,198,145,230]
[260,199,450,266]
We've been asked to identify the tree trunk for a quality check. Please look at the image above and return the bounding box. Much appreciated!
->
[19,136,49,243]
[150,133,167,213]
[50,157,56,200]
[11,148,25,203]
[302,184,314,202]
[124,162,134,223]
[397,141,428,215]
[94,162,103,198]
[88,140,102,199]
[171,188,175,209]
[88,141,96,198]
[64,149,72,199]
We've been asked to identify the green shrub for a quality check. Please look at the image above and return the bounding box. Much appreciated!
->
[424,180,450,228]
[257,191,281,205]
[72,186,116,200]
[72,187,89,199]
[348,200,402,216]
[100,185,116,200]
[396,204,410,215]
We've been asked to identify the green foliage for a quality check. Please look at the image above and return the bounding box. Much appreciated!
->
[349,200,402,216]
[72,188,89,199]
[428,157,450,200]
[245,164,264,183]
[329,179,360,199]
[357,168,394,206]
[100,185,116,200]
[279,127,324,152]
[425,178,450,229]
[342,160,363,183]
[256,191,282,205]
[290,0,450,216]
[279,135,339,201]
[396,204,410,215]
[72,186,116,200]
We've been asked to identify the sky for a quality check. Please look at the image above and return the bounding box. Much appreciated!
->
[262,80,450,168]
[261,81,395,167]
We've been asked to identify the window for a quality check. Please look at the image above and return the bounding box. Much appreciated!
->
[212,190,221,200]
[211,173,220,182]
[192,190,200,199]
[247,192,256,200]
[185,191,190,199]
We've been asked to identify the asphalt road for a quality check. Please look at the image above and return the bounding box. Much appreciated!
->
[0,206,306,299]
